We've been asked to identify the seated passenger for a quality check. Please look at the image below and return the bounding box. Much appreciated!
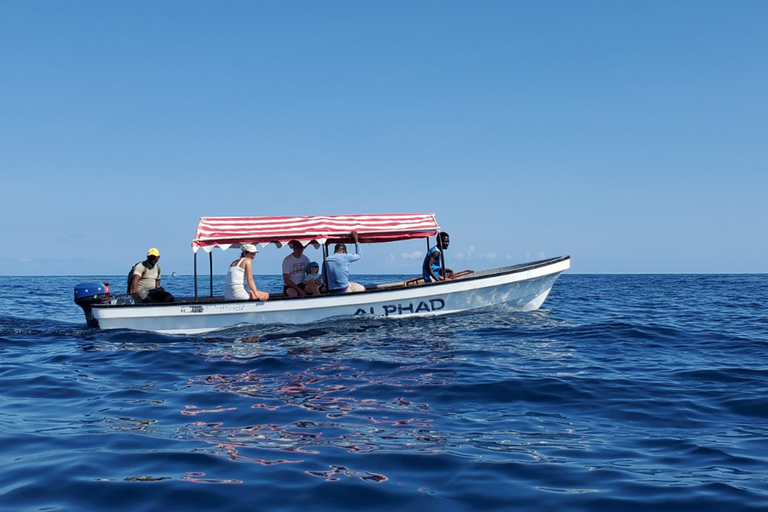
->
[422,232,454,283]
[325,231,365,293]
[303,261,322,287]
[282,240,320,297]
[129,247,174,303]
[224,244,269,301]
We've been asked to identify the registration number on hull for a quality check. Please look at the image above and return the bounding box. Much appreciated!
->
[181,304,246,314]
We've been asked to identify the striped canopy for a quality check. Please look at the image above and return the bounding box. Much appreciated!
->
[192,213,440,252]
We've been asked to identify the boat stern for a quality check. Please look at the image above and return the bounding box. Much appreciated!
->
[74,282,111,328]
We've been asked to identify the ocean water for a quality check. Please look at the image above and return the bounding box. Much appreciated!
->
[1,273,767,511]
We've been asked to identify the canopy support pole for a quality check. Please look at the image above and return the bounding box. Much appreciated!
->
[321,242,329,290]
[209,251,214,298]
[194,251,198,300]
[439,235,446,279]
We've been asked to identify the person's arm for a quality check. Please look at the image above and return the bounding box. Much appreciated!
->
[130,273,141,296]
[283,273,305,296]
[349,230,362,261]
[348,250,362,263]
[246,259,268,301]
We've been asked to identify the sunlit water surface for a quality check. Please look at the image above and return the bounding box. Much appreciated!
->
[1,274,767,511]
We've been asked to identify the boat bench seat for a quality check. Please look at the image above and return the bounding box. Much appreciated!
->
[404,269,474,286]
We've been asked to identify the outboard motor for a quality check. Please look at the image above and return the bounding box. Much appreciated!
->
[74,282,110,328]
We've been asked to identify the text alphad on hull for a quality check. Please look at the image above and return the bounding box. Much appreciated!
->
[354,298,445,317]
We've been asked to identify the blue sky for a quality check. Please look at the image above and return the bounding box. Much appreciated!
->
[1,1,766,276]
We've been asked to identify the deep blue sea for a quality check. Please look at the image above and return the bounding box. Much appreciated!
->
[1,273,767,511]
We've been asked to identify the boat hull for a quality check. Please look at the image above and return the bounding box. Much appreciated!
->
[90,256,570,335]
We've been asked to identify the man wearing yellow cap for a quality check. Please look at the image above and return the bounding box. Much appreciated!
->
[129,248,173,302]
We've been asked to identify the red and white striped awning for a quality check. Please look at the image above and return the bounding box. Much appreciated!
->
[192,213,440,252]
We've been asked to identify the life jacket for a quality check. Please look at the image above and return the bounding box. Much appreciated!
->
[126,261,161,293]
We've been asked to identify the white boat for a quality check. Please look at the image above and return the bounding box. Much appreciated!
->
[74,214,570,335]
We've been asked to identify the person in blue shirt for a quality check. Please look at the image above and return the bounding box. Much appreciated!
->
[324,230,365,293]
[422,232,454,283]
[303,261,322,286]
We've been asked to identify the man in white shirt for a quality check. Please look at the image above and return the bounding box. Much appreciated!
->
[282,240,320,297]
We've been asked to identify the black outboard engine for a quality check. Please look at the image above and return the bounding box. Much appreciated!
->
[74,282,110,328]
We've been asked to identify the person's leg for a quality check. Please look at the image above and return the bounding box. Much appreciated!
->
[345,282,365,292]
[147,287,173,302]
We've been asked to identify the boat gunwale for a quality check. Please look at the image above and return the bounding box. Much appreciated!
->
[91,255,570,310]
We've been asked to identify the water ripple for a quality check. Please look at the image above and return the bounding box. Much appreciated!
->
[1,274,768,511]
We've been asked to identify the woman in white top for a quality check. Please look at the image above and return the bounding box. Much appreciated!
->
[224,244,270,301]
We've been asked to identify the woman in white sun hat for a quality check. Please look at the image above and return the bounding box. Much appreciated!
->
[224,244,269,301]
